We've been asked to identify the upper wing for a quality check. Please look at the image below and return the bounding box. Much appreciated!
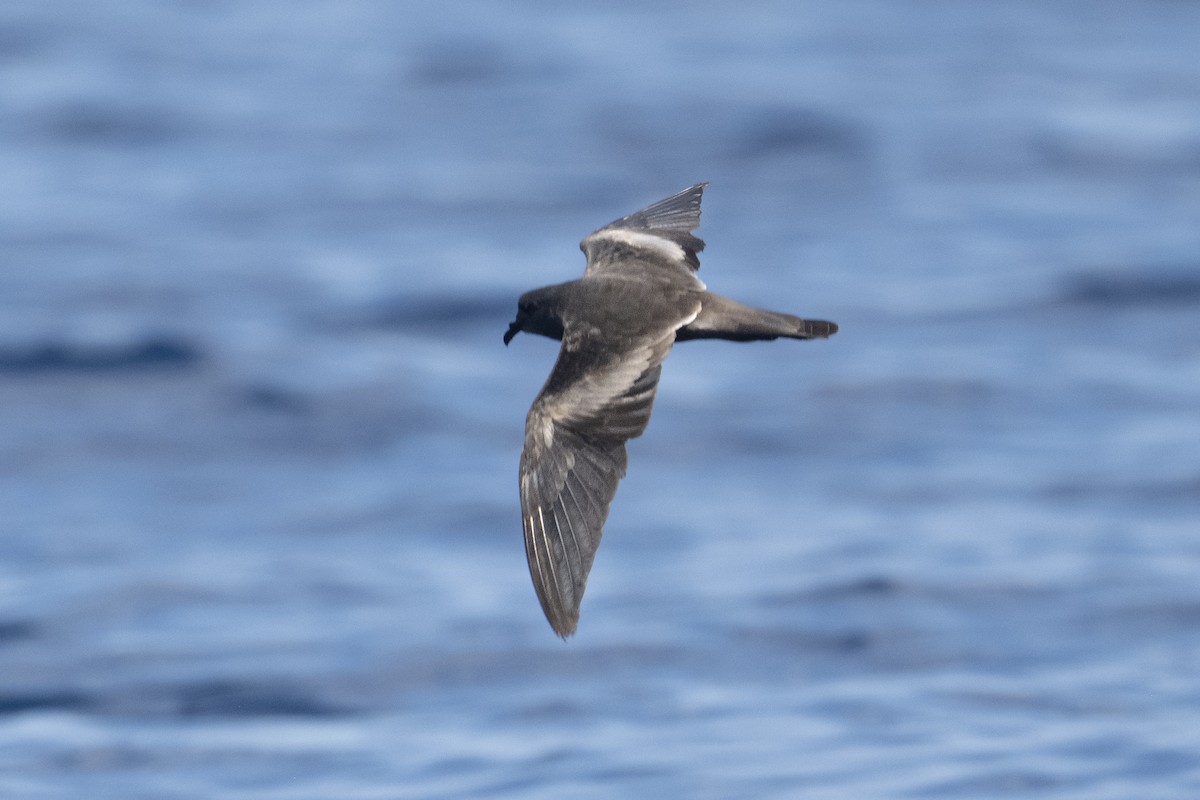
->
[519,323,683,637]
[580,183,708,281]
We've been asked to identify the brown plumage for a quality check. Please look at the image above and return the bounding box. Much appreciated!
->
[505,183,837,636]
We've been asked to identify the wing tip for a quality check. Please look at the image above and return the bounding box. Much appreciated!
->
[550,615,579,638]
[522,497,586,639]
[591,181,711,237]
[537,582,580,638]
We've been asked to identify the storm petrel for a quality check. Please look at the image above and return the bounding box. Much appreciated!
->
[505,183,837,636]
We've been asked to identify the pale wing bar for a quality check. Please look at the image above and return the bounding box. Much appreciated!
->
[582,183,708,274]
[519,330,678,636]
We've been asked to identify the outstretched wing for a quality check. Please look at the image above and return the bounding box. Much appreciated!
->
[581,183,708,282]
[519,323,683,637]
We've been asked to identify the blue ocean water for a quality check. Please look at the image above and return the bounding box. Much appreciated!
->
[2,1,1199,797]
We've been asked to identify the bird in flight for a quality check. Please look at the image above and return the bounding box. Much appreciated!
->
[504,183,837,637]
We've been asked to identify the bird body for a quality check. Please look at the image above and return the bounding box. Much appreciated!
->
[506,183,837,636]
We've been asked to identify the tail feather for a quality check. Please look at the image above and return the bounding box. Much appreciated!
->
[676,292,838,342]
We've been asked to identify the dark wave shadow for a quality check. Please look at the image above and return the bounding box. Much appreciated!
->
[351,293,512,334]
[1055,267,1200,308]
[0,336,204,375]
[175,680,347,718]
[0,691,91,715]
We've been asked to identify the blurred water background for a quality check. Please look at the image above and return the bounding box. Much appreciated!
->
[2,1,1199,797]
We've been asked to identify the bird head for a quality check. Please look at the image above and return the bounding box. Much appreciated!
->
[504,288,566,344]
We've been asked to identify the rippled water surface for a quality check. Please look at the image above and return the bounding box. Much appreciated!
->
[3,1,1199,797]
